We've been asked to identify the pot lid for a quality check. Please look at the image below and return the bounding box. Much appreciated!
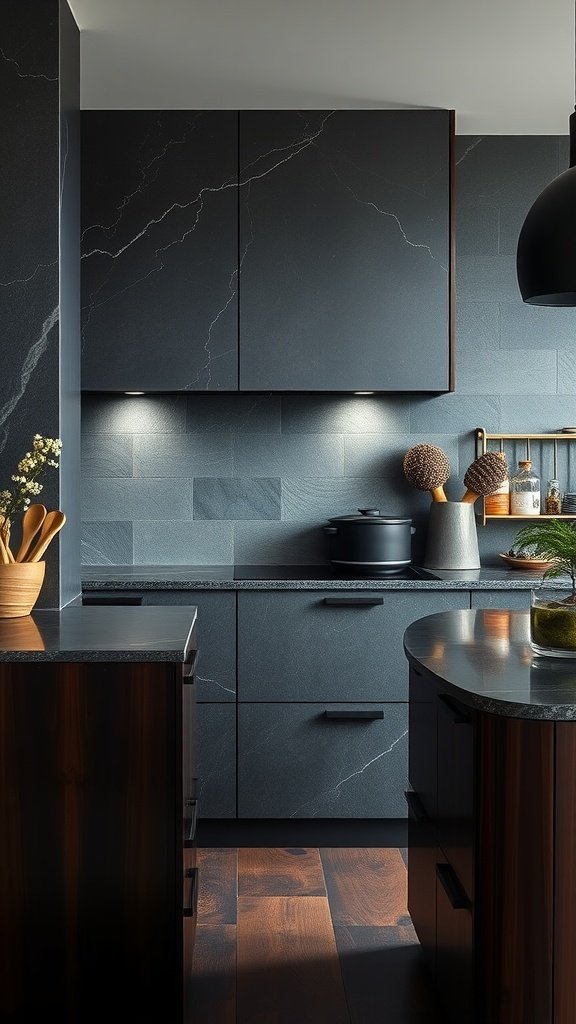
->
[327,508,413,525]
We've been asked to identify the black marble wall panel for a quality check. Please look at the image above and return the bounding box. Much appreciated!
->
[81,112,238,391]
[1,0,80,607]
[81,136,576,566]
[239,109,450,391]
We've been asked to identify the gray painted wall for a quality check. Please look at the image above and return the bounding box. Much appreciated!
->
[81,134,576,566]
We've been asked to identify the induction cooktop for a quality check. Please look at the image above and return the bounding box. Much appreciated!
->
[232,564,441,581]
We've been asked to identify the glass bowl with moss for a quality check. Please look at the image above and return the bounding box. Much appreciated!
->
[514,521,576,657]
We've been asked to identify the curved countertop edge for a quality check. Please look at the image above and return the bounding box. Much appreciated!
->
[403,608,576,721]
[80,564,567,591]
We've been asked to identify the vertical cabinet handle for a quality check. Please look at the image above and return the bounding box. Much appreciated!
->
[404,789,429,823]
[437,693,472,725]
[183,867,198,918]
[323,597,384,607]
[183,798,198,846]
[435,863,471,910]
[183,650,198,680]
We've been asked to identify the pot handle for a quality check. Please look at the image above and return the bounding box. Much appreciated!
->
[323,526,338,535]
[411,526,416,534]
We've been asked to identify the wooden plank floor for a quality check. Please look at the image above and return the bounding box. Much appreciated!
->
[190,847,443,1024]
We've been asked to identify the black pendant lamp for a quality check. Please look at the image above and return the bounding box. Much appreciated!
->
[517,68,576,306]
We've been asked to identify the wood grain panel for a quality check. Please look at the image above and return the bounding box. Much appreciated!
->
[554,723,576,1024]
[189,925,236,1024]
[237,895,349,1024]
[321,847,409,926]
[478,713,554,1024]
[0,660,183,1021]
[335,925,443,1024]
[238,847,326,897]
[197,848,238,924]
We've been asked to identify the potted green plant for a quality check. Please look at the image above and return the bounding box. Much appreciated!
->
[513,519,576,657]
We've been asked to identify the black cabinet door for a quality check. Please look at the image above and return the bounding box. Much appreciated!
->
[239,109,452,392]
[81,111,238,391]
[436,692,475,902]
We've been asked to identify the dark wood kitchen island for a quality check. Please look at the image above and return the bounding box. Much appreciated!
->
[0,605,198,1023]
[404,607,576,1024]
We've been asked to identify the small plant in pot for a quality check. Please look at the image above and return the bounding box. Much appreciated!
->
[514,520,576,657]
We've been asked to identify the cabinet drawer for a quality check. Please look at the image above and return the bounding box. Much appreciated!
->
[141,591,236,701]
[196,704,236,818]
[435,855,474,1024]
[409,665,438,820]
[238,591,469,701]
[238,702,407,818]
[437,692,475,901]
[406,791,437,974]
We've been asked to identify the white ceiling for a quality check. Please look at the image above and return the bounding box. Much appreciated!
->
[69,0,574,134]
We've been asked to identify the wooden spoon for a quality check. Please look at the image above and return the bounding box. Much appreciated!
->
[26,510,66,563]
[0,532,10,565]
[16,504,47,562]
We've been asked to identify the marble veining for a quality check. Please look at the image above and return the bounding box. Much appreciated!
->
[288,729,408,817]
[0,306,59,455]
[0,45,58,82]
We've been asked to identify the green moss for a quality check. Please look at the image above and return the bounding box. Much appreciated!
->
[531,605,576,650]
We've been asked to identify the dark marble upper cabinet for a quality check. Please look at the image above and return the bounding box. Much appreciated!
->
[238,109,453,392]
[81,111,238,391]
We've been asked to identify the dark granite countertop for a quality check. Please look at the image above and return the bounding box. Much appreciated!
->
[0,606,197,662]
[404,608,576,720]
[80,562,569,591]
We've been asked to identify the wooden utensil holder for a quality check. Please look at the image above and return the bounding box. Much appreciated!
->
[0,562,46,617]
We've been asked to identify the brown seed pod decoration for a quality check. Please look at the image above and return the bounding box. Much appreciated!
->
[462,451,509,503]
[403,443,450,502]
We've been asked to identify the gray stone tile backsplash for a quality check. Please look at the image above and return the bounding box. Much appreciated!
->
[81,136,576,566]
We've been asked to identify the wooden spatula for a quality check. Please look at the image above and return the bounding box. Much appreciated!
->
[16,504,47,562]
[26,510,66,562]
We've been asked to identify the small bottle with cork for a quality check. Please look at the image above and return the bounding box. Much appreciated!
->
[510,459,541,515]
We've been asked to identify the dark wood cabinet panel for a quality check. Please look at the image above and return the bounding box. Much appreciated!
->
[81,111,239,391]
[239,109,453,392]
[0,659,189,1021]
[238,702,407,818]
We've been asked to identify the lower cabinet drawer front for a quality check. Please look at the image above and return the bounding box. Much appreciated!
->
[407,795,437,973]
[238,703,408,818]
[435,855,474,1024]
[196,704,236,818]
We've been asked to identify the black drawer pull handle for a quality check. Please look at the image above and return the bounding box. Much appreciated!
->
[437,693,471,725]
[323,597,384,607]
[183,866,198,918]
[405,789,429,823]
[183,798,198,847]
[435,863,471,910]
[324,710,384,720]
[82,596,143,605]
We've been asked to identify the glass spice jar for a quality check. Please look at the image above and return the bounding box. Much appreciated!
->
[510,460,541,515]
[545,479,562,515]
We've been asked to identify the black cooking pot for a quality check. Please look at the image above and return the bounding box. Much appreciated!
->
[323,509,415,574]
